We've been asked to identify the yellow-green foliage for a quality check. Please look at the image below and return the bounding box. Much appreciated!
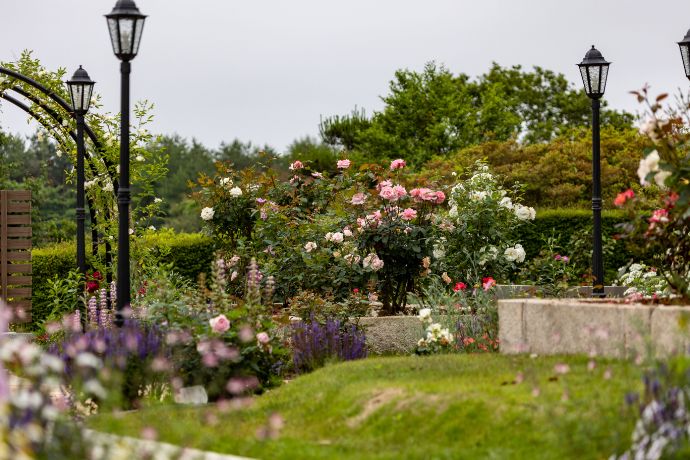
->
[419,127,649,209]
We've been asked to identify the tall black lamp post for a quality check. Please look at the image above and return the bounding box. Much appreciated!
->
[578,46,610,298]
[66,66,95,295]
[678,29,690,80]
[106,0,146,325]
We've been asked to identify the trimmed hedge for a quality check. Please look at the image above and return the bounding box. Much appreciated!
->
[32,242,92,330]
[138,231,215,282]
[513,208,642,276]
[29,232,215,330]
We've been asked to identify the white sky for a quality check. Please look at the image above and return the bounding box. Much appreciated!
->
[1,0,689,153]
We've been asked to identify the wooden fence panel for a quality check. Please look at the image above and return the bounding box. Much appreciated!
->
[1,190,32,323]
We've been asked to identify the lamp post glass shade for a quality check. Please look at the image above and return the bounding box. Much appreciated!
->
[678,29,690,80]
[578,46,610,99]
[106,0,146,60]
[66,66,95,113]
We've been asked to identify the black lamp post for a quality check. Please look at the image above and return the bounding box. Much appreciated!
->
[578,46,610,298]
[106,0,146,326]
[65,66,95,291]
[678,29,690,80]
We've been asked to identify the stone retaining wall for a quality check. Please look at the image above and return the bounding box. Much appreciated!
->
[499,298,690,358]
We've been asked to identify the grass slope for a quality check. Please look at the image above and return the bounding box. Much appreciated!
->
[90,354,642,459]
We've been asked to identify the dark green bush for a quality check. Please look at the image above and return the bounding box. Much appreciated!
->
[512,208,646,281]
[138,231,215,282]
[31,243,89,330]
[29,232,215,330]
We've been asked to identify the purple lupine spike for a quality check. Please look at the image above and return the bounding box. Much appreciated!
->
[87,296,98,329]
[290,317,367,373]
[110,281,117,306]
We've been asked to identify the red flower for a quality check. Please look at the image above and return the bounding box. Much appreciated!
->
[482,277,496,291]
[353,288,360,294]
[463,337,475,346]
[91,271,103,281]
[648,209,669,224]
[613,188,635,207]
[453,282,467,292]
[85,280,99,293]
[665,192,679,209]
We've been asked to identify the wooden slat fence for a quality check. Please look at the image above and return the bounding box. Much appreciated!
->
[1,190,32,323]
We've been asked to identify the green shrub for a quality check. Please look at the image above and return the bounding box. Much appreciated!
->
[512,208,645,282]
[32,243,89,331]
[137,231,215,283]
[29,232,215,330]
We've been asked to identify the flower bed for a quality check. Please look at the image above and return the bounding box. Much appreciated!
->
[499,298,690,358]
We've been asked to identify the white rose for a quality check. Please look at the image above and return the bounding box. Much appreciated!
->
[220,177,233,187]
[654,170,671,188]
[304,241,317,252]
[637,150,660,186]
[200,207,215,221]
[330,232,344,244]
[154,197,163,203]
[499,197,513,210]
[418,308,432,322]
[514,204,533,220]
[229,186,243,197]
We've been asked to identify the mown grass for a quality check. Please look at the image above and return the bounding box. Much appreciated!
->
[90,354,642,459]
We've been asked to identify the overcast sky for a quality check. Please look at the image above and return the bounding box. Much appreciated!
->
[1,0,690,153]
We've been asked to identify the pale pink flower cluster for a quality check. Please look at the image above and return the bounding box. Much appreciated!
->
[357,210,383,230]
[410,188,445,204]
[289,160,304,171]
[344,253,361,265]
[209,314,230,333]
[325,232,344,244]
[390,159,406,170]
[351,193,367,205]
[379,184,407,202]
[401,208,417,221]
[337,159,351,169]
[196,338,239,367]
[304,241,317,252]
[363,253,384,271]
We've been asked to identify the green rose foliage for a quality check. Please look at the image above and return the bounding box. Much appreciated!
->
[440,161,533,285]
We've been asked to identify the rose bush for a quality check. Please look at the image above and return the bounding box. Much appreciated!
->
[439,161,534,284]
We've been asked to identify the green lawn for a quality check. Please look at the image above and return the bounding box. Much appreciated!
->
[90,354,643,459]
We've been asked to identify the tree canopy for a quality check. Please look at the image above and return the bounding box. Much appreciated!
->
[320,62,635,166]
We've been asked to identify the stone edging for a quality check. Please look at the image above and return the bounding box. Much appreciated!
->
[84,428,255,460]
[499,298,690,358]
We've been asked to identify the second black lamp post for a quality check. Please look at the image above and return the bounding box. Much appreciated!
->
[105,0,146,326]
[66,66,95,279]
[578,46,610,298]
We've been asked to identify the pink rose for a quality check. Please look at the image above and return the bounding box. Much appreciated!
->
[337,159,351,169]
[351,193,367,205]
[390,159,406,170]
[401,208,417,221]
[379,186,398,201]
[434,191,446,204]
[377,180,393,191]
[256,332,270,345]
[289,160,304,171]
[421,189,437,202]
[209,314,230,333]
[393,185,407,199]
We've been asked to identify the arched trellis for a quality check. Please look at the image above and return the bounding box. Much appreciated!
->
[0,66,117,289]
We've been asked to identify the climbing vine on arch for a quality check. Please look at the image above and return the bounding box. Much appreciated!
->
[0,50,169,247]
